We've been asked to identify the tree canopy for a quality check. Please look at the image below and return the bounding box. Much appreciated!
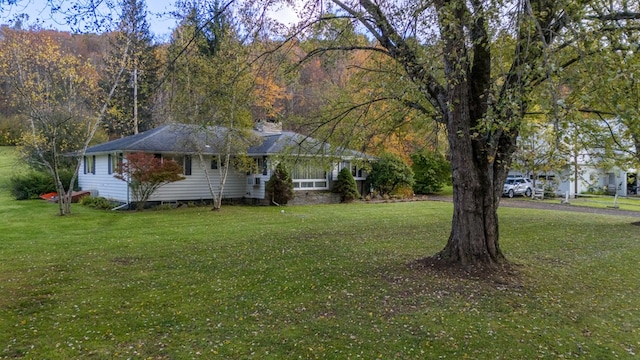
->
[286,0,640,268]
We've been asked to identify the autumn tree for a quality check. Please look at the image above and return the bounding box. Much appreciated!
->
[0,28,103,215]
[287,0,640,268]
[337,39,441,158]
[114,152,185,209]
[160,1,266,210]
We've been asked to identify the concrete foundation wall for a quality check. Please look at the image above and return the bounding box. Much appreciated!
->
[289,191,340,205]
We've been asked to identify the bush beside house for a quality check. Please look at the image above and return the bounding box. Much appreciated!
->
[10,170,78,200]
[265,163,294,205]
[367,153,414,197]
[411,150,451,194]
[334,167,360,202]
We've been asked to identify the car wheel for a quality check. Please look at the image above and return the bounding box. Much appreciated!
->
[508,189,514,198]
[525,188,532,197]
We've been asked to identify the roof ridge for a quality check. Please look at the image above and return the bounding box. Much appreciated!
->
[124,125,170,150]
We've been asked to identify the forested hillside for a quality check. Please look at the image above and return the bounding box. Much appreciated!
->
[0,22,441,160]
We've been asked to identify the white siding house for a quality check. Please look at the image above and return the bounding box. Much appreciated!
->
[78,123,372,207]
[509,152,637,197]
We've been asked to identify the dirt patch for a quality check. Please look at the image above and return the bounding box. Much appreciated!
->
[410,255,524,290]
[112,256,142,266]
[378,257,527,317]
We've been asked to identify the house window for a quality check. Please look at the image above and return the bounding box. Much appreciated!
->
[291,160,328,190]
[108,153,122,175]
[84,155,95,175]
[253,157,268,175]
[162,154,191,176]
[184,155,192,176]
[344,161,366,179]
[211,156,218,170]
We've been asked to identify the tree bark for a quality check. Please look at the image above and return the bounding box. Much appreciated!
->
[433,72,507,266]
[436,128,505,266]
[428,0,507,267]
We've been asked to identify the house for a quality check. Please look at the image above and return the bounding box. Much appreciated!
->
[509,119,639,197]
[509,148,638,197]
[78,123,372,207]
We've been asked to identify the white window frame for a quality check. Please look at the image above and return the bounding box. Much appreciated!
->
[341,161,367,180]
[291,160,329,190]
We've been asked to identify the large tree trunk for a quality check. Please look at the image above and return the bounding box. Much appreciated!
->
[430,1,508,267]
[436,142,505,266]
[433,88,508,267]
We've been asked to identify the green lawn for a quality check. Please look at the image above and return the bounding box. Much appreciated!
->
[1,147,639,358]
[541,194,640,212]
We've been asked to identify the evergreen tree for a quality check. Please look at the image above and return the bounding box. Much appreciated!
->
[266,163,294,205]
[103,0,157,137]
[334,167,360,202]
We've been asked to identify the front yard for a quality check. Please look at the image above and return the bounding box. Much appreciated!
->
[1,147,639,358]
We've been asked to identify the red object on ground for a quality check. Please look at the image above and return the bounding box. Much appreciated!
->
[39,192,58,201]
[39,191,91,203]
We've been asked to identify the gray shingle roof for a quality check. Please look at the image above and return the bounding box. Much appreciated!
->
[86,123,372,159]
[86,124,220,154]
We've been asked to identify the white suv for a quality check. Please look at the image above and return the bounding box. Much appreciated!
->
[503,177,533,198]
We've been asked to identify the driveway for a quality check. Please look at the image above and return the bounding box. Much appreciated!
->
[427,195,640,218]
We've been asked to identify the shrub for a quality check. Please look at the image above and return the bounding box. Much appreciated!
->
[79,196,113,210]
[334,167,360,202]
[366,153,414,196]
[10,169,78,200]
[114,152,185,210]
[411,150,451,194]
[391,185,414,199]
[265,163,294,205]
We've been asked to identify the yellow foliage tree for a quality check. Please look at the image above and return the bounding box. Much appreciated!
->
[0,27,125,215]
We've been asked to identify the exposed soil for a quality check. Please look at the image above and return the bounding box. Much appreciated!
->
[410,254,524,289]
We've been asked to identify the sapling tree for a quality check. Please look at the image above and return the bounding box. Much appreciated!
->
[114,152,185,210]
